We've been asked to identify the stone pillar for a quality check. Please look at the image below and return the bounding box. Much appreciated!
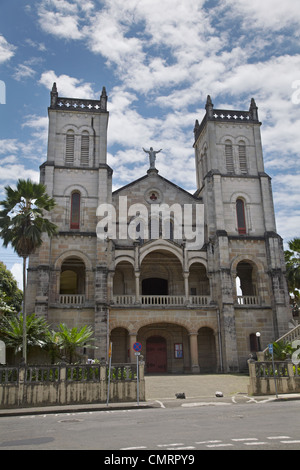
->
[183,272,189,302]
[189,332,200,374]
[135,271,140,303]
[94,265,109,361]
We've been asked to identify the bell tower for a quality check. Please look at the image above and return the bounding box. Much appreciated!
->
[193,96,290,370]
[27,83,112,360]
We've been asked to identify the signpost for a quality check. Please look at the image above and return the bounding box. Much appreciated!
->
[268,343,278,398]
[133,342,142,405]
[106,342,112,406]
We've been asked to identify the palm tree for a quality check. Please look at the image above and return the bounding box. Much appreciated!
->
[0,312,50,356]
[0,179,57,363]
[55,323,95,363]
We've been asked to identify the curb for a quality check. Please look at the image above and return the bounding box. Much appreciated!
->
[0,402,156,418]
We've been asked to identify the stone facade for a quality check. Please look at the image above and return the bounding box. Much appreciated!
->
[26,86,292,373]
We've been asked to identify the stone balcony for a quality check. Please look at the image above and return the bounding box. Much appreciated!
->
[237,295,260,306]
[55,294,261,308]
[112,295,211,307]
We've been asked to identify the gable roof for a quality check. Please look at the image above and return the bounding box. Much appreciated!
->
[113,170,200,201]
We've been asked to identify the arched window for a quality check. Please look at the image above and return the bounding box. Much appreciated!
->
[225,139,234,173]
[70,192,80,229]
[80,131,89,166]
[60,257,85,295]
[238,140,247,173]
[66,130,75,165]
[236,198,246,234]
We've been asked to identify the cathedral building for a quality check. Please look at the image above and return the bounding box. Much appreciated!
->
[26,84,292,372]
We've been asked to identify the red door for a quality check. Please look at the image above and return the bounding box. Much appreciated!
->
[146,336,167,373]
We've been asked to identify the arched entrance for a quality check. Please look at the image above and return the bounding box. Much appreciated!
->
[146,336,167,373]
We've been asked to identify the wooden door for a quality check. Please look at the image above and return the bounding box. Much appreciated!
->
[146,336,167,373]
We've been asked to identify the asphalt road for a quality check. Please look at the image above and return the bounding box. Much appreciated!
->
[0,399,299,452]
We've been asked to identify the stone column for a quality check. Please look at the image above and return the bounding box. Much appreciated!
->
[189,332,200,374]
[135,271,140,303]
[183,272,189,303]
[94,265,109,361]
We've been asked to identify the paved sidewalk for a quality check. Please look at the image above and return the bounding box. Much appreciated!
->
[145,373,249,400]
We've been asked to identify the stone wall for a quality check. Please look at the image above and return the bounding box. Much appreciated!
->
[0,363,144,408]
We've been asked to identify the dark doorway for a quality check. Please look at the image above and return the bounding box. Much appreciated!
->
[142,278,168,295]
[146,336,167,373]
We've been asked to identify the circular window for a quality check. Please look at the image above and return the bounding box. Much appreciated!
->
[145,188,162,204]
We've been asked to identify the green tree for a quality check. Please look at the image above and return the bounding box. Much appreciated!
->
[0,179,57,362]
[285,237,300,315]
[0,312,50,356]
[55,323,95,364]
[0,261,23,313]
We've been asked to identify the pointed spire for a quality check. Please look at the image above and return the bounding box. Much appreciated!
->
[194,119,200,138]
[50,82,58,108]
[205,95,214,118]
[249,97,258,121]
[100,86,107,111]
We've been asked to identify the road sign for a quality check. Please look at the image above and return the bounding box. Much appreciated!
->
[133,342,142,352]
[134,352,141,356]
[268,343,273,354]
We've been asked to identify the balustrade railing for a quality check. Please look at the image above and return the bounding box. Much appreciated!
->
[141,295,185,306]
[59,294,85,305]
[0,363,138,384]
[237,295,260,305]
[112,295,210,306]
[254,361,290,378]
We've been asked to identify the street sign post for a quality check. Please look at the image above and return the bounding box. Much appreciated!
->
[268,343,278,398]
[133,343,142,405]
[106,342,112,406]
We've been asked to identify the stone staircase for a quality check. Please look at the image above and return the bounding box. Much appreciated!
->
[262,322,300,356]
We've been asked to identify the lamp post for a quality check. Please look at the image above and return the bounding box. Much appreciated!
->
[256,332,261,352]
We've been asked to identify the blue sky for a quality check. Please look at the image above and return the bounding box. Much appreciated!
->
[0,0,300,288]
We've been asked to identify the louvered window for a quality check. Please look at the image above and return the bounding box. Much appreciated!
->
[225,140,234,173]
[238,141,247,173]
[66,130,75,165]
[80,131,89,166]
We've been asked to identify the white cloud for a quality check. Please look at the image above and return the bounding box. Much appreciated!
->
[223,0,300,31]
[0,35,16,63]
[11,263,23,290]
[39,70,97,99]
[13,64,36,81]
[37,1,84,40]
[0,165,39,182]
[0,139,19,155]
[22,115,49,144]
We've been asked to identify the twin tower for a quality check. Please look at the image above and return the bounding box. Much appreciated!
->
[26,84,291,373]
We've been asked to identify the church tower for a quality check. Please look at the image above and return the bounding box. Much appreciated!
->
[27,83,112,360]
[193,96,290,370]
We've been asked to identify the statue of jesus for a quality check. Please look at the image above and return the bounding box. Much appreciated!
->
[143,147,162,169]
